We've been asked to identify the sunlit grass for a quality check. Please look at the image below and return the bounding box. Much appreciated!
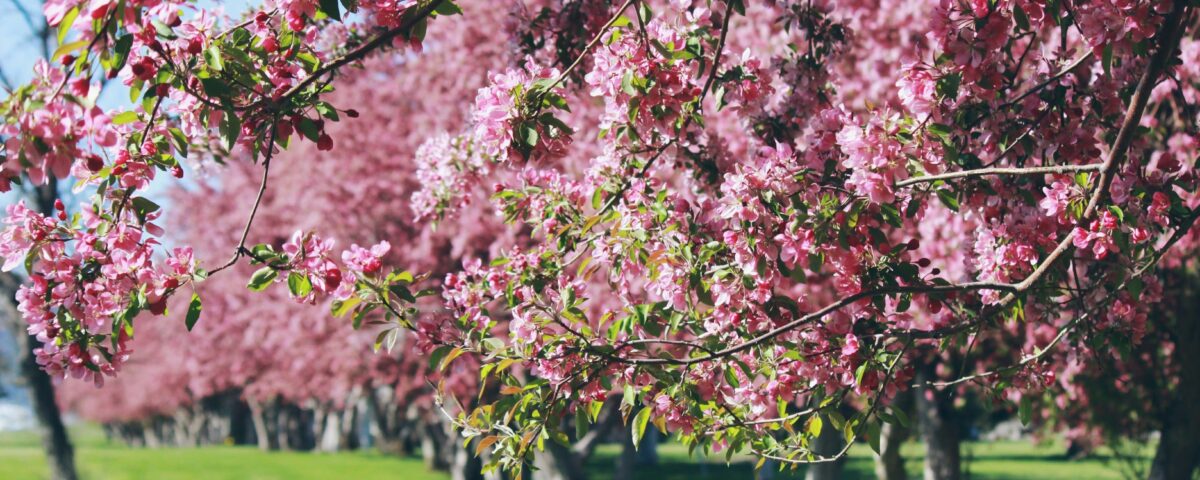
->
[0,425,1143,479]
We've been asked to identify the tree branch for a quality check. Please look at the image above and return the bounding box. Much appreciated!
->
[1007,2,1188,297]
[896,163,1104,188]
[207,117,280,275]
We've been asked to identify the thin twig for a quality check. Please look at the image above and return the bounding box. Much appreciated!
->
[618,281,1016,365]
[542,0,635,95]
[208,117,280,275]
[896,163,1103,188]
[1003,50,1094,109]
[268,0,447,107]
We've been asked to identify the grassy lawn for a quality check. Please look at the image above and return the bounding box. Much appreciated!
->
[0,425,1140,479]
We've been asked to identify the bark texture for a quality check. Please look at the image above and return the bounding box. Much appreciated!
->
[1149,270,1200,480]
[917,361,960,480]
[804,413,846,480]
[874,390,912,480]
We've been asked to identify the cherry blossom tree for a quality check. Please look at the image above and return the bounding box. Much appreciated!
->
[3,0,1200,479]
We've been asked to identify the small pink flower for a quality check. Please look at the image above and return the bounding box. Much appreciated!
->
[841,334,860,357]
[342,241,391,275]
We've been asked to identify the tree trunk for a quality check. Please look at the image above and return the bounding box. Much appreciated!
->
[229,397,253,445]
[421,417,451,470]
[531,441,586,480]
[1148,271,1200,480]
[917,362,960,480]
[3,275,77,479]
[874,390,912,480]
[16,330,78,480]
[530,398,622,480]
[804,413,846,480]
[249,399,280,451]
[339,398,361,451]
[319,407,341,452]
[0,180,79,480]
[616,417,658,480]
[448,425,484,480]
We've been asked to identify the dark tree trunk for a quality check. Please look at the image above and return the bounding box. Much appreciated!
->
[15,329,78,480]
[448,425,484,480]
[804,413,846,480]
[874,390,912,480]
[1149,271,1200,480]
[229,397,253,445]
[530,441,587,480]
[0,180,79,480]
[616,419,658,480]
[421,416,451,470]
[917,361,960,480]
[531,398,621,480]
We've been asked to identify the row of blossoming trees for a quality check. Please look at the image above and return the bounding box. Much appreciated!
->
[3,0,1200,479]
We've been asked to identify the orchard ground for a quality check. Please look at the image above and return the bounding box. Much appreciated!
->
[0,425,1146,479]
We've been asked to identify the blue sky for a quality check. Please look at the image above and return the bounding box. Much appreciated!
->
[0,0,53,88]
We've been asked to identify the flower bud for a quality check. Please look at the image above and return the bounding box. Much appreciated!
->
[317,133,334,151]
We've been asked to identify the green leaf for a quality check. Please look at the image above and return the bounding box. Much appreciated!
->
[1018,397,1032,426]
[247,267,277,291]
[1012,4,1031,30]
[631,407,652,450]
[428,345,453,371]
[927,123,953,143]
[297,117,320,142]
[57,7,80,44]
[374,329,396,353]
[891,408,910,428]
[439,347,465,371]
[169,127,189,158]
[807,415,824,437]
[152,19,177,39]
[111,111,140,125]
[287,272,313,297]
[880,204,903,228]
[110,35,133,75]
[295,52,320,72]
[1107,205,1125,223]
[131,197,160,222]
[1127,277,1145,301]
[353,304,376,330]
[314,102,339,121]
[204,45,224,72]
[200,77,232,97]
[52,40,88,63]
[866,420,882,455]
[575,409,590,439]
[936,73,961,100]
[1102,44,1113,78]
[332,296,363,319]
[434,1,463,15]
[388,271,415,283]
[936,189,960,212]
[518,124,539,148]
[319,0,343,21]
[728,0,746,15]
[185,293,202,331]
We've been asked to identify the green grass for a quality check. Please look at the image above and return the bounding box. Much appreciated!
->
[585,440,1138,480]
[0,425,443,480]
[0,425,1140,479]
